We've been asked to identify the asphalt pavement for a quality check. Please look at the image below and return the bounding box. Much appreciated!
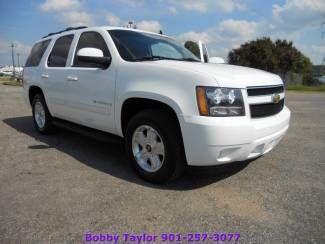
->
[0,85,324,243]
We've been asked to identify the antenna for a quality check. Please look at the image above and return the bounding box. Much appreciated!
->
[126,20,136,29]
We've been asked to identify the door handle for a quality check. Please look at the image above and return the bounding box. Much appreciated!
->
[67,76,78,82]
[41,74,49,79]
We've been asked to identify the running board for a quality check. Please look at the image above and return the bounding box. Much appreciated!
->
[52,118,122,144]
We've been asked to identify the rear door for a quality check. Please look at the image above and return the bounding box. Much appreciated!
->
[43,34,75,117]
[63,30,117,133]
[24,39,51,102]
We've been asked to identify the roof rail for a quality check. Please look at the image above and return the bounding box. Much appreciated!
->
[42,26,87,39]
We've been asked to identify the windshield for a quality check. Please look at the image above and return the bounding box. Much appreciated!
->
[108,29,200,62]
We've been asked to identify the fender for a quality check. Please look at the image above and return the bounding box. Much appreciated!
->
[116,91,184,137]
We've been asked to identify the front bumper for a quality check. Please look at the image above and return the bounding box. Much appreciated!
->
[181,106,291,166]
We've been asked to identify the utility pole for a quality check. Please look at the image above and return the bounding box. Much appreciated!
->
[11,43,15,77]
[17,53,20,68]
[321,14,325,65]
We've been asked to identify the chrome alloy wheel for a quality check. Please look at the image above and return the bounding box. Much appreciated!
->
[132,125,165,173]
[34,101,46,129]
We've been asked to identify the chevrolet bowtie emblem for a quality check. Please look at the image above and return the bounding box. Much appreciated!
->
[272,94,281,104]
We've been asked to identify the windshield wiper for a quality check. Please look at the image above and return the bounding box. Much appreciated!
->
[133,56,200,62]
[133,56,180,62]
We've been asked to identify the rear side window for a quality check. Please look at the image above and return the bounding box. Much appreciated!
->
[47,35,74,67]
[74,31,110,67]
[25,39,51,67]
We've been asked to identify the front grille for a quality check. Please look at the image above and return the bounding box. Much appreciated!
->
[250,99,284,118]
[247,85,284,96]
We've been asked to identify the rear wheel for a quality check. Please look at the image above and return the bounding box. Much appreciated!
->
[125,109,185,183]
[32,94,53,134]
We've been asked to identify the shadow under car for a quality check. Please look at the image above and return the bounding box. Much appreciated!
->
[3,116,253,190]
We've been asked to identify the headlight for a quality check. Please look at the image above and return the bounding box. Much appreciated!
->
[196,86,245,117]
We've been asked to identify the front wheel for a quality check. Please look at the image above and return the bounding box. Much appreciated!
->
[125,109,185,183]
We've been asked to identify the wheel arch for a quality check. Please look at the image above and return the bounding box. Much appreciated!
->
[119,95,186,162]
[28,86,44,105]
[118,93,183,136]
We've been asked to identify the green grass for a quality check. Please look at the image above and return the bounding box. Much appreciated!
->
[0,76,14,81]
[286,84,325,92]
[0,76,22,86]
[2,80,22,86]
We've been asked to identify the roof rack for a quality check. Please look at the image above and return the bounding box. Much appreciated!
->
[42,26,87,39]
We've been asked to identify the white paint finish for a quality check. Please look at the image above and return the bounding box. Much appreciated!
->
[23,26,291,166]
[61,30,117,132]
[146,61,283,88]
[77,47,104,58]
[182,107,291,165]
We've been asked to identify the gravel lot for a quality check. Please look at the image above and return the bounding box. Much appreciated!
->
[0,85,324,243]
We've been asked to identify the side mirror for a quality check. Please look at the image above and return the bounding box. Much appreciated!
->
[209,57,225,64]
[77,48,111,68]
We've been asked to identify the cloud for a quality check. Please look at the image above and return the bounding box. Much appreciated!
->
[137,21,162,33]
[179,1,207,13]
[39,0,93,26]
[272,0,325,31]
[40,0,81,12]
[106,12,122,26]
[0,39,31,66]
[217,19,257,41]
[176,19,258,60]
[104,12,162,33]
[174,0,325,64]
[177,31,213,44]
[168,6,178,15]
[168,0,246,14]
[60,11,93,26]
[36,0,323,64]
[215,0,247,13]
[176,20,257,45]
[0,39,31,55]
[118,0,145,7]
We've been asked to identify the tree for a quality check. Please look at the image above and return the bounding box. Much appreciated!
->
[184,41,200,59]
[228,38,313,84]
[228,38,277,73]
[273,39,311,78]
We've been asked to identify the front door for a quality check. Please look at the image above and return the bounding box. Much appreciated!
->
[64,31,116,133]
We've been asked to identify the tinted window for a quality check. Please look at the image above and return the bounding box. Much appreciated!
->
[25,39,51,67]
[108,30,199,62]
[48,35,74,67]
[74,32,110,67]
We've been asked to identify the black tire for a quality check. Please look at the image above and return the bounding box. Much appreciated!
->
[125,109,185,184]
[32,93,53,134]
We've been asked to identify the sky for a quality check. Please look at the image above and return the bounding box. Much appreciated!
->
[0,0,324,66]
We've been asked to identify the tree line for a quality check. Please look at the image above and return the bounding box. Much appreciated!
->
[185,38,317,85]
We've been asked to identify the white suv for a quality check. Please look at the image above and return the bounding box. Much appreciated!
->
[23,26,291,183]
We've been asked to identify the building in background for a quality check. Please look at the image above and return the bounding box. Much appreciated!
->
[0,66,23,77]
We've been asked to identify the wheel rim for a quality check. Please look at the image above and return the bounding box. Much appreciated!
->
[132,125,165,173]
[34,101,46,129]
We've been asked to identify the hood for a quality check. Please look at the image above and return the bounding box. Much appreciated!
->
[150,61,283,88]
